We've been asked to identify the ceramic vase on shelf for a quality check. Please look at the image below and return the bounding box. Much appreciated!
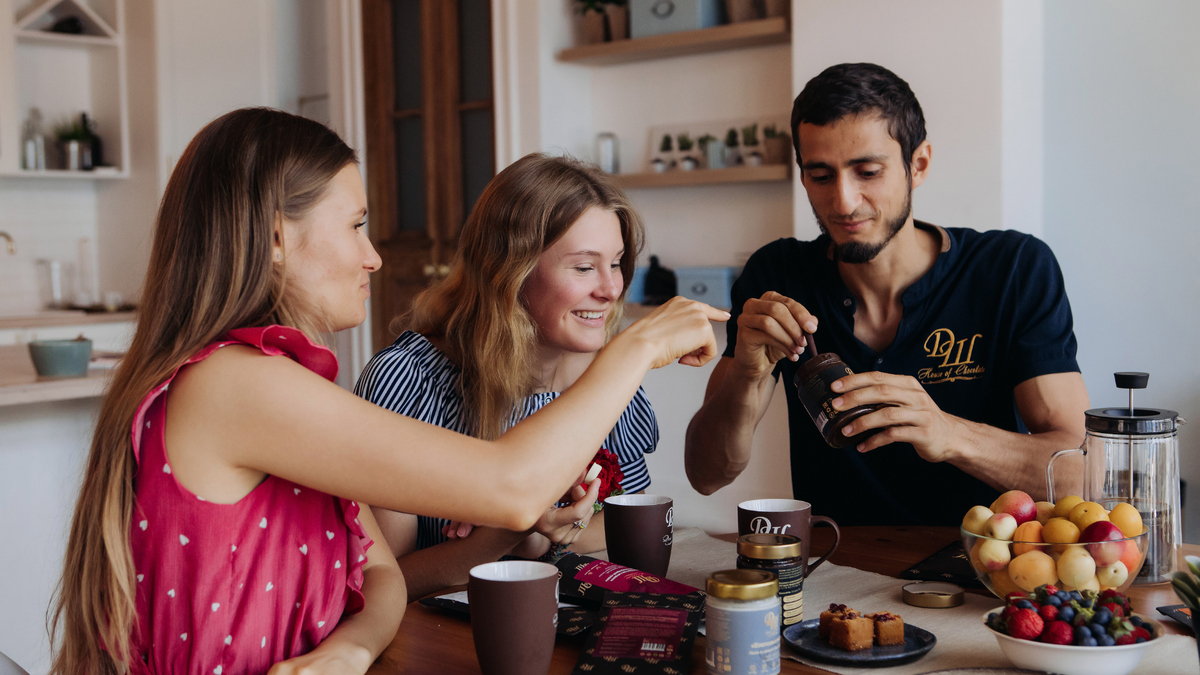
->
[764,0,789,19]
[763,135,791,165]
[701,138,727,169]
[725,0,759,23]
[605,3,628,40]
[580,8,606,45]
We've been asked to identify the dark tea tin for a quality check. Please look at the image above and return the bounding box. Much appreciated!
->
[792,351,889,449]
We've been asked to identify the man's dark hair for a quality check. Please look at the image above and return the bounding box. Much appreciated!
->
[791,63,926,176]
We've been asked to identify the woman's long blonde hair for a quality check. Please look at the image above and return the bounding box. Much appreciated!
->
[405,153,645,440]
[48,108,356,674]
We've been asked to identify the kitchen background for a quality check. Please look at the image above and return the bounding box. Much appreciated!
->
[0,1,1197,672]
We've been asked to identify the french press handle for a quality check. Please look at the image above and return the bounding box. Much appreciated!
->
[1046,446,1084,506]
[1114,372,1149,390]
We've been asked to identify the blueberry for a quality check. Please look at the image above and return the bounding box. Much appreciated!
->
[1056,590,1072,600]
[1075,625,1091,639]
[1100,634,1115,646]
[1095,610,1112,625]
[1130,616,1144,627]
[1016,600,1034,610]
[1046,595,1062,607]
[1135,637,1146,643]
[988,612,1000,622]
[1082,636,1098,647]
[1059,606,1076,622]
[1090,624,1107,638]
[1071,591,1083,601]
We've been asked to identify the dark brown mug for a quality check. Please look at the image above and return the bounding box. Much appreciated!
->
[603,494,673,577]
[737,498,840,577]
[468,561,559,675]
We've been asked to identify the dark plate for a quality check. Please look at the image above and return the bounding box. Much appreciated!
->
[783,618,936,667]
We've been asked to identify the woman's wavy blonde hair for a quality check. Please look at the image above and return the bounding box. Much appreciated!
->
[48,108,356,674]
[405,153,645,440]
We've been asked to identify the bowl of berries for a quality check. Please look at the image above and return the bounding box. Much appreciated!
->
[961,490,1149,599]
[983,585,1162,675]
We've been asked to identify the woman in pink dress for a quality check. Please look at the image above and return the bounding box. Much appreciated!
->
[47,108,725,675]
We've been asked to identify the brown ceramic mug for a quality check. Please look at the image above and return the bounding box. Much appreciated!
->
[468,561,560,675]
[737,498,840,577]
[603,494,674,577]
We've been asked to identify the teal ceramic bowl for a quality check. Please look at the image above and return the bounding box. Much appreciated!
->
[28,338,92,377]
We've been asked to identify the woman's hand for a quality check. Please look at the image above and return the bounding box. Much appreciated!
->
[511,476,600,557]
[442,520,477,540]
[619,296,728,369]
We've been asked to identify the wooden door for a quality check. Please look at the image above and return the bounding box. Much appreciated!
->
[362,0,495,351]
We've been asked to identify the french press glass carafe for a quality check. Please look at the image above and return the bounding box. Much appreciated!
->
[1047,372,1183,584]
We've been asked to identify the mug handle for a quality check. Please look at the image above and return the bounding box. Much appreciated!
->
[805,516,840,577]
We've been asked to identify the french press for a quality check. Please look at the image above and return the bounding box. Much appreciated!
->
[1047,372,1184,584]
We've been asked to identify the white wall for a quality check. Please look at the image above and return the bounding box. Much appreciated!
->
[1042,0,1200,541]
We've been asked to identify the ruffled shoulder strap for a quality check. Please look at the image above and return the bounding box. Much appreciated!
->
[130,325,338,463]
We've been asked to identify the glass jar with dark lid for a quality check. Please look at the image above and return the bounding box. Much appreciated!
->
[792,346,891,449]
[736,534,804,632]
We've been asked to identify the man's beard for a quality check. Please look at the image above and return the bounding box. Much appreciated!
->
[814,188,913,264]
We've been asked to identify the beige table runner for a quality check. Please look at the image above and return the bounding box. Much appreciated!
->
[597,528,1196,675]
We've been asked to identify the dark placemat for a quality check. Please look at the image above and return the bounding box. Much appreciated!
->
[897,540,986,589]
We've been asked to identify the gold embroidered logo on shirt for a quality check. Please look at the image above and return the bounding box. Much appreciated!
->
[917,328,985,384]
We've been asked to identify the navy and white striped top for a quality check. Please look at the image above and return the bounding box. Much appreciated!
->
[354,331,659,550]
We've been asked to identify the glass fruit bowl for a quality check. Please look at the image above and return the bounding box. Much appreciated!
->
[961,527,1149,599]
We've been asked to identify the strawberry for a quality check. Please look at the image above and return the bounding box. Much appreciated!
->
[1100,601,1124,618]
[1130,627,1151,641]
[1042,584,1060,596]
[1115,634,1137,645]
[1007,608,1044,641]
[1002,605,1021,623]
[1006,591,1030,605]
[1039,620,1073,645]
[1038,605,1059,623]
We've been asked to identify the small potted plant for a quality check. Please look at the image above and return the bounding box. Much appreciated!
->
[650,133,674,172]
[696,133,722,169]
[577,0,606,45]
[600,0,628,41]
[724,127,741,166]
[741,123,763,167]
[677,133,698,171]
[763,124,792,165]
[1172,555,1200,668]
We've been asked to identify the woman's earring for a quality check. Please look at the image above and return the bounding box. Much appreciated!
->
[275,252,282,262]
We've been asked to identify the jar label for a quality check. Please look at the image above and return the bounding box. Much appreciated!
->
[705,600,781,675]
[796,363,854,437]
[777,567,804,628]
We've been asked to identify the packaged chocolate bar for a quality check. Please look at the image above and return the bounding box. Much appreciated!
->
[555,553,699,608]
[571,590,704,675]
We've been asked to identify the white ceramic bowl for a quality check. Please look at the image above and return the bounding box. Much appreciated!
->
[981,608,1163,675]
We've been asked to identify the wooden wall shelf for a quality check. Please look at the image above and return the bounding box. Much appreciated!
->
[613,164,790,189]
[556,17,789,66]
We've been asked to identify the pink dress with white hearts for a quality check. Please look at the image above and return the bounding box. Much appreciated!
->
[128,326,373,675]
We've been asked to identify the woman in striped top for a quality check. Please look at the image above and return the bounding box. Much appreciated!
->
[356,154,660,598]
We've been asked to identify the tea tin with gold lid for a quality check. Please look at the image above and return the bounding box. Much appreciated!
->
[705,570,781,675]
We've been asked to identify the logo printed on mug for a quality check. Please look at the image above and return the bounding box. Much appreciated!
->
[665,507,674,528]
[749,516,792,535]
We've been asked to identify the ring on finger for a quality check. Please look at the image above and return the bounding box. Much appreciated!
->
[572,519,586,530]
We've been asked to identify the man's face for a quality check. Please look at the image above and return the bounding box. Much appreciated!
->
[797,114,921,264]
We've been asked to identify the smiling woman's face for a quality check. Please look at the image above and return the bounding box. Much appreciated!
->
[278,164,382,333]
[522,206,625,354]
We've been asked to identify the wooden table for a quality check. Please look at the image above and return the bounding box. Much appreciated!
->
[368,526,1196,674]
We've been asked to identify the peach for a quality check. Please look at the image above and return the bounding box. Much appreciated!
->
[1008,550,1058,592]
[985,513,1019,540]
[1012,521,1044,556]
[1035,501,1055,525]
[992,490,1038,525]
[969,539,991,574]
[962,505,995,536]
[1057,547,1097,589]
[989,568,1024,599]
[1118,540,1144,578]
[1080,521,1125,566]
[1108,502,1145,538]
[1097,560,1129,588]
[979,538,1012,571]
[1069,501,1110,532]
[1053,495,1085,519]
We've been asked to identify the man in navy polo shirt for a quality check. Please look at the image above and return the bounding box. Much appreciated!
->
[683,63,1089,526]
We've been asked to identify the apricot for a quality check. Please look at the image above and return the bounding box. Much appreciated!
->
[1035,501,1055,525]
[1012,521,1044,556]
[1009,550,1058,592]
[969,539,991,574]
[1053,495,1085,519]
[1057,547,1097,589]
[1069,501,1110,532]
[1042,518,1081,545]
[989,567,1024,599]
[1109,502,1145,538]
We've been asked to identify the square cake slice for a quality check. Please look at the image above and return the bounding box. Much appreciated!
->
[818,604,859,640]
[867,611,905,646]
[828,614,874,651]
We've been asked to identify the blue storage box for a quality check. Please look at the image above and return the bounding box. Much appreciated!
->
[676,266,738,309]
[625,266,648,304]
[630,0,723,39]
